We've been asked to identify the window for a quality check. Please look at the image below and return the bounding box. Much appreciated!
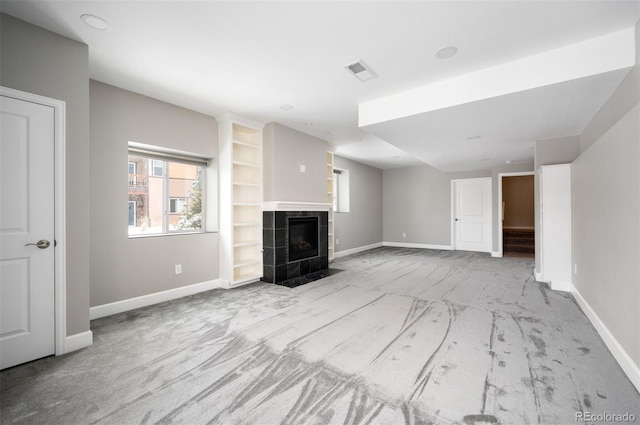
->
[128,201,136,226]
[128,146,207,236]
[333,168,350,213]
[169,197,187,214]
[152,160,165,177]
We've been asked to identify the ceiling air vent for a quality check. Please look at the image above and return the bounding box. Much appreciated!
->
[345,60,377,82]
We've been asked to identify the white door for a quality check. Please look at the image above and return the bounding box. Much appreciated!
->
[453,178,492,253]
[1,95,55,369]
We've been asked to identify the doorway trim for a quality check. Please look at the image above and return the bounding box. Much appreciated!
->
[1,86,68,356]
[497,171,535,258]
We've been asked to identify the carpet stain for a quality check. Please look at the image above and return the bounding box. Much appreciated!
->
[463,414,499,424]
[530,335,547,357]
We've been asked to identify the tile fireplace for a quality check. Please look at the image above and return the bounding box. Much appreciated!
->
[262,210,328,286]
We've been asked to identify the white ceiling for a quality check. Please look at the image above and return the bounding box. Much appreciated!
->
[2,1,639,170]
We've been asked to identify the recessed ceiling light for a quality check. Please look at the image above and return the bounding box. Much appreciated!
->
[280,104,293,111]
[506,160,513,164]
[81,14,109,30]
[436,46,458,59]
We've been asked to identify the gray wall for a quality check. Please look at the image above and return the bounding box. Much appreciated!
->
[263,123,328,203]
[333,155,383,252]
[571,20,640,372]
[383,162,534,250]
[1,14,90,336]
[534,136,581,170]
[383,164,489,246]
[90,81,220,306]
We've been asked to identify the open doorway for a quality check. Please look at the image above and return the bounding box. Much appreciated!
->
[498,172,534,257]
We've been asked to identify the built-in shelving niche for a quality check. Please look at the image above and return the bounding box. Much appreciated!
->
[219,114,264,286]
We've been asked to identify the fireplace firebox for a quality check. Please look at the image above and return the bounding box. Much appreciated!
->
[288,217,319,261]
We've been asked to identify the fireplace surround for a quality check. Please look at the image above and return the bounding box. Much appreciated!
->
[263,210,328,286]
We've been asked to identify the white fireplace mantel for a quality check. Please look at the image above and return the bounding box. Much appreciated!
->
[262,201,332,212]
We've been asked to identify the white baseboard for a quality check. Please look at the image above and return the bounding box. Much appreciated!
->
[492,251,502,258]
[62,330,93,354]
[551,280,573,292]
[535,271,546,282]
[334,242,383,258]
[572,285,640,393]
[383,241,453,250]
[90,279,225,320]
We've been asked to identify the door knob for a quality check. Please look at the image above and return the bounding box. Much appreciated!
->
[25,239,51,249]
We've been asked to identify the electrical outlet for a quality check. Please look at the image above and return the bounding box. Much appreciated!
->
[175,264,182,275]
[402,232,407,238]
[335,238,339,245]
[300,164,306,173]
[574,264,578,275]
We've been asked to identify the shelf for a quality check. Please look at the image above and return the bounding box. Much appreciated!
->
[233,273,262,284]
[233,222,260,227]
[233,202,261,207]
[233,160,261,168]
[233,181,261,188]
[234,259,261,268]
[233,140,260,149]
[234,241,260,248]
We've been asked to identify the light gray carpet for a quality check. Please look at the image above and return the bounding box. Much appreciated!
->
[1,247,638,424]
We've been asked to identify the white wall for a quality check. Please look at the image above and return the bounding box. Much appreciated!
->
[1,13,90,336]
[333,155,383,252]
[90,81,220,307]
[533,136,581,272]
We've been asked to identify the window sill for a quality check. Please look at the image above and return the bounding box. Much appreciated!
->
[128,231,218,239]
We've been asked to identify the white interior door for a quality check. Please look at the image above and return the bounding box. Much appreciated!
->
[1,95,55,369]
[453,178,492,253]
